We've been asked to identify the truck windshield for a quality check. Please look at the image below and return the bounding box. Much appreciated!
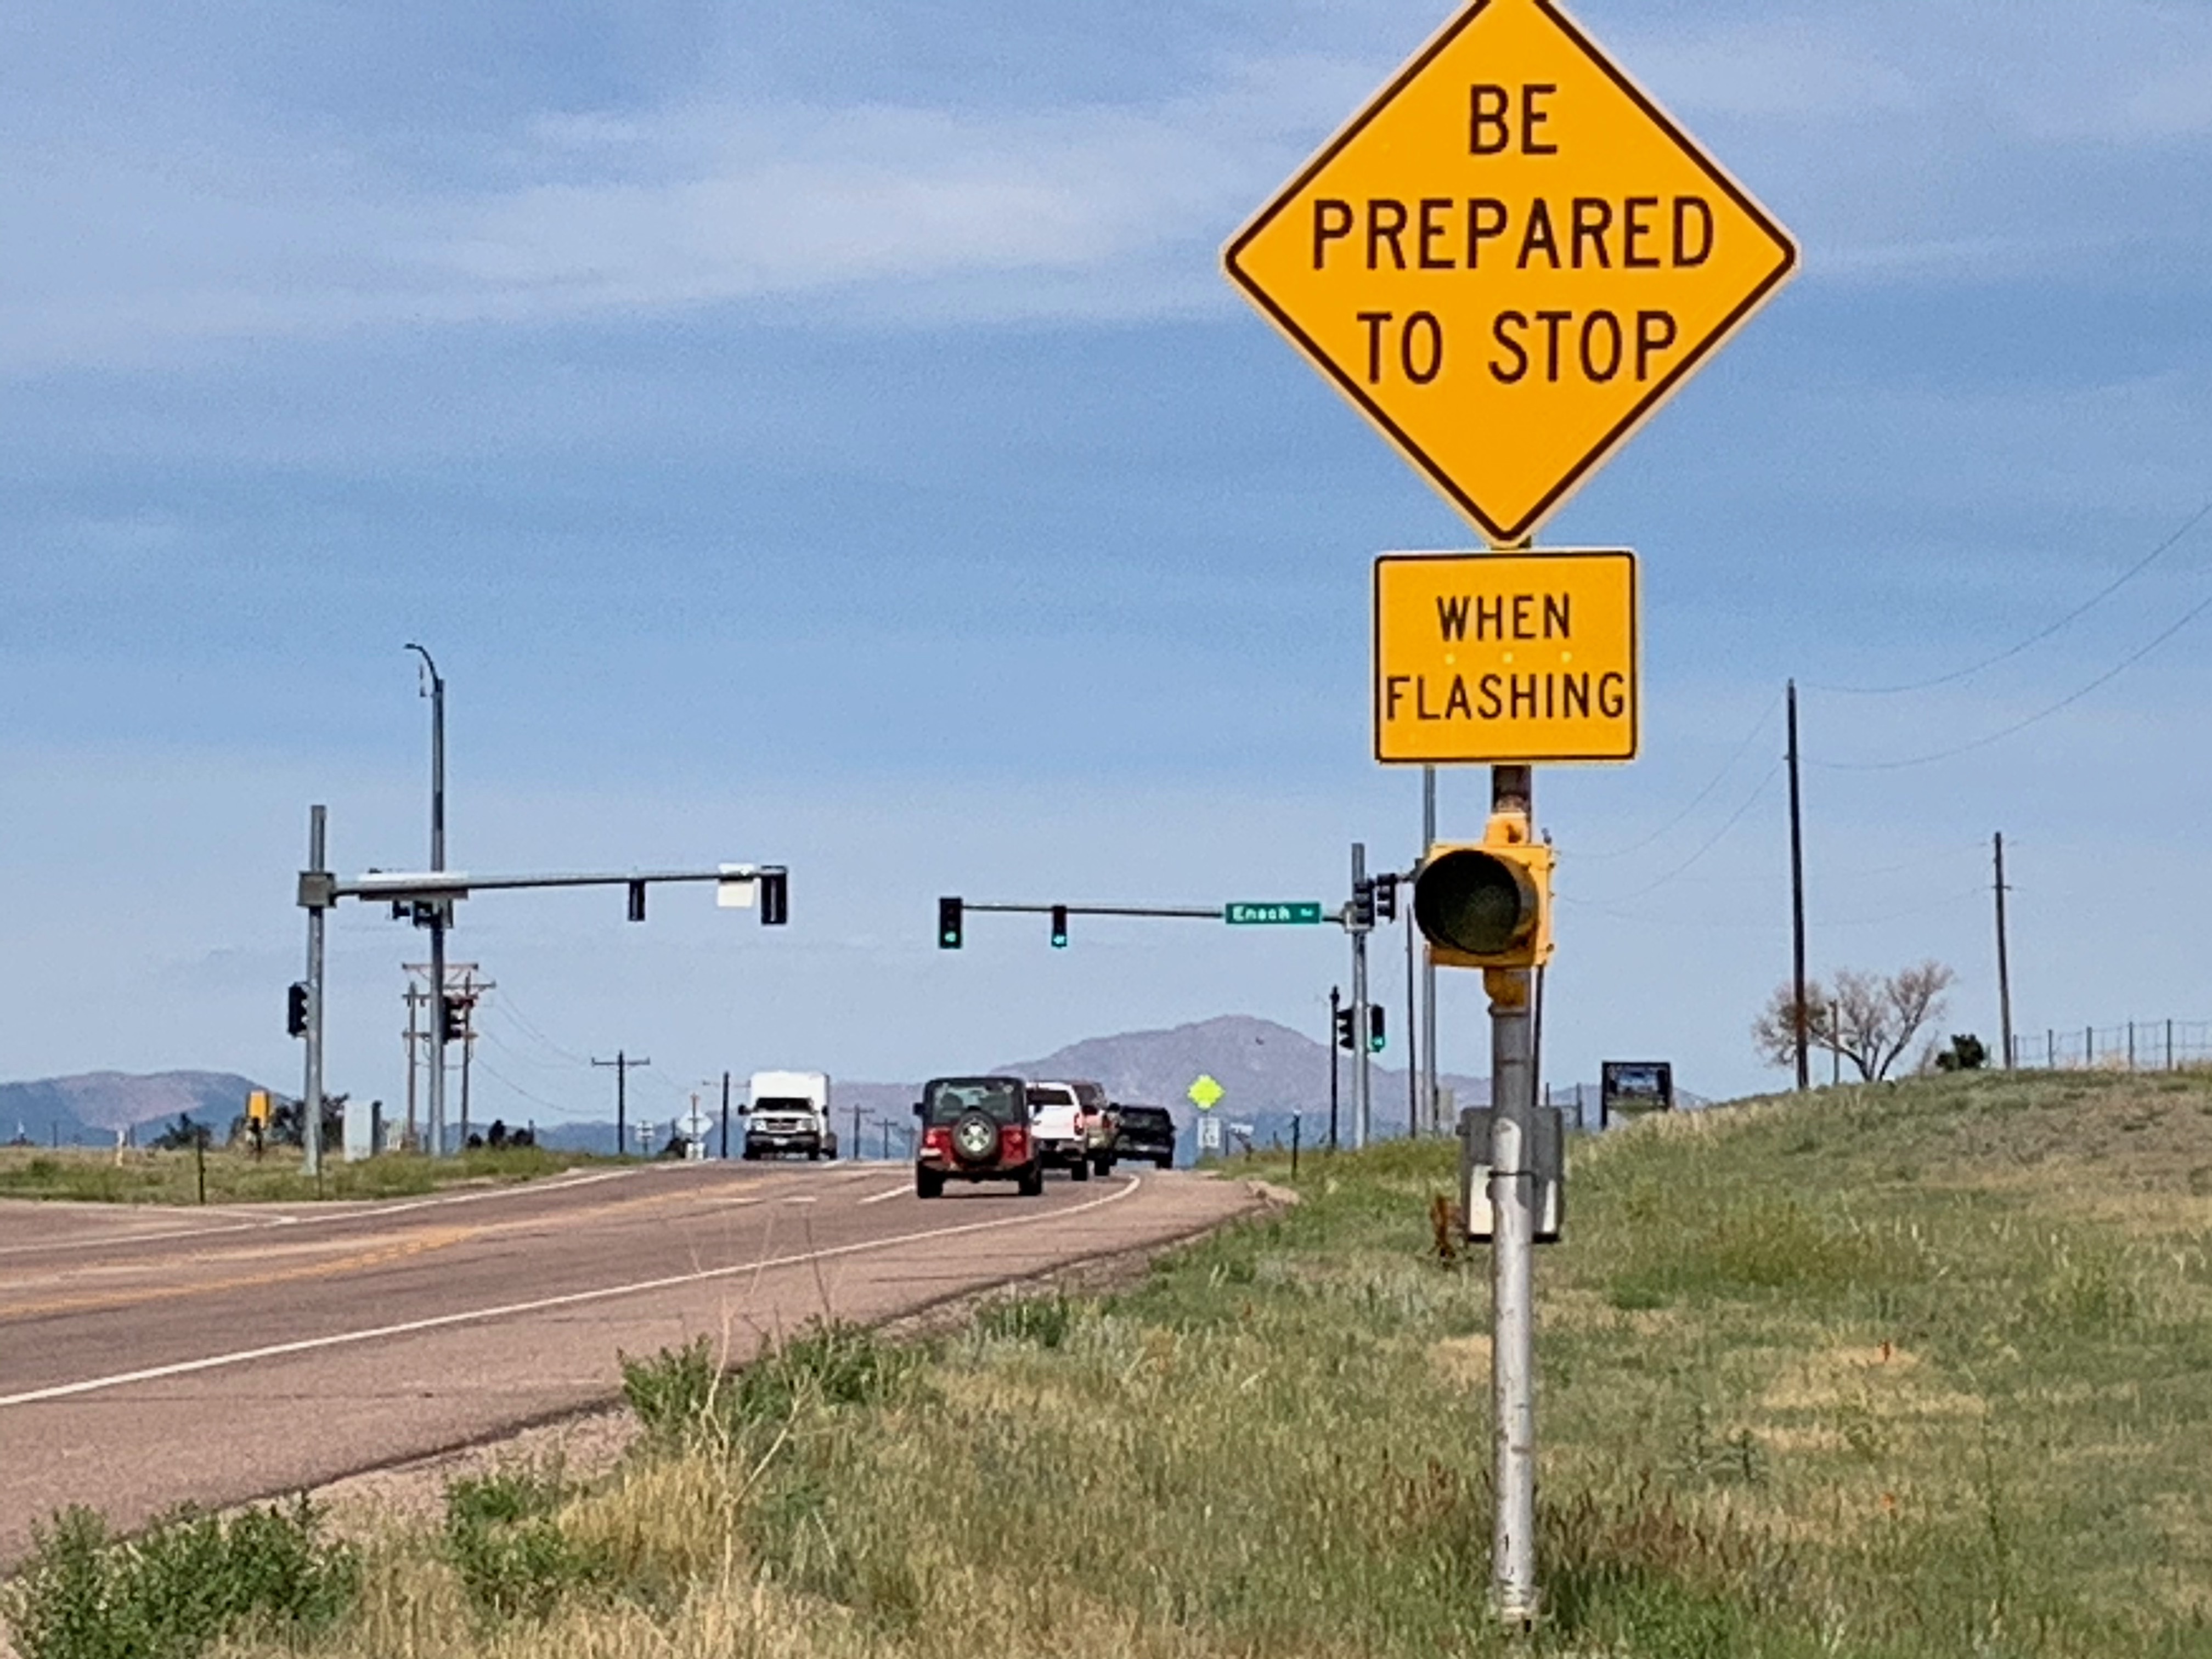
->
[753,1098,814,1113]
[925,1079,1023,1126]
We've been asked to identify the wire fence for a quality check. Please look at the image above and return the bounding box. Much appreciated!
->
[2006,1019,2212,1073]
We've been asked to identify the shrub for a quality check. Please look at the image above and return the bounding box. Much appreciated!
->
[620,1324,911,1449]
[442,1462,606,1622]
[3,1500,356,1659]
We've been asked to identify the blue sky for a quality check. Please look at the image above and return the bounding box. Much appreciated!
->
[6,0,2212,1128]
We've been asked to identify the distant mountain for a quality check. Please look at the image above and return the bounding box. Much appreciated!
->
[0,1071,267,1147]
[994,1014,1491,1131]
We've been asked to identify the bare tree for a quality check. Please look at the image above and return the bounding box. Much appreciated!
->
[1752,961,1955,1082]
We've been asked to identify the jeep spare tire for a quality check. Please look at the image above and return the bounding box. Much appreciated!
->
[951,1110,999,1166]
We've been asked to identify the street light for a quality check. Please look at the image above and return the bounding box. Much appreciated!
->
[404,644,449,1154]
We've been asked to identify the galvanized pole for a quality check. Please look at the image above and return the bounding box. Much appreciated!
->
[1406,885,1421,1136]
[408,645,449,1156]
[1350,841,1372,1152]
[1488,764,1538,1627]
[1423,767,1438,1132]
[302,805,328,1179]
[1327,986,1342,1152]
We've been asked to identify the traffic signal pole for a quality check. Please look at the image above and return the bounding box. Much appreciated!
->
[301,805,328,1179]
[1349,841,1372,1152]
[1487,763,1538,1627]
[1422,767,1438,1132]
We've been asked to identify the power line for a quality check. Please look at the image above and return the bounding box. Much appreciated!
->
[1575,693,1781,861]
[467,1054,595,1121]
[1568,760,1781,906]
[473,1017,584,1075]
[1802,498,2212,696]
[1813,579,2212,771]
[488,990,592,1065]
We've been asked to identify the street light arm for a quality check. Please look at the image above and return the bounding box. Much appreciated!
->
[404,641,442,694]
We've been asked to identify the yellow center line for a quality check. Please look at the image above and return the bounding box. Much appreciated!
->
[0,1227,476,1321]
[0,1177,793,1323]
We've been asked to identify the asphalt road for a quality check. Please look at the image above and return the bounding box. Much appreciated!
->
[0,1159,1254,1565]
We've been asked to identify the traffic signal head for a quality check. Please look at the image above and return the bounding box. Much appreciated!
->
[938,896,963,950]
[439,995,472,1045]
[1050,904,1069,949]
[1334,1006,1357,1052]
[1373,873,1400,923]
[286,982,309,1039]
[1350,877,1375,930]
[627,881,647,923]
[1413,815,1553,970]
[1368,1005,1387,1052]
[759,869,789,927]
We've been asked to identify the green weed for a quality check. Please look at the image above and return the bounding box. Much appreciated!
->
[2,1499,355,1659]
[442,1462,606,1622]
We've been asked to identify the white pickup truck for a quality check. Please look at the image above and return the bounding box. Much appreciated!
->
[742,1070,838,1161]
[1024,1080,1093,1181]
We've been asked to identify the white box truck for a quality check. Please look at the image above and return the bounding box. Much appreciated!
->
[743,1070,838,1161]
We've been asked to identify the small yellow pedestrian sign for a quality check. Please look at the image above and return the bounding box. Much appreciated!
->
[1223,0,1796,545]
[1374,549,1636,764]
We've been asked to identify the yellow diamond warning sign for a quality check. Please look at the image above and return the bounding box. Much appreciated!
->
[1225,0,1796,546]
[1375,549,1637,764]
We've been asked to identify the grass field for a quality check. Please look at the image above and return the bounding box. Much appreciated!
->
[9,1068,2212,1657]
[0,1144,612,1205]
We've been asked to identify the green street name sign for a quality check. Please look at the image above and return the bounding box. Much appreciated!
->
[1225,901,1325,926]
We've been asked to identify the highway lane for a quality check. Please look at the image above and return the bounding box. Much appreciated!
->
[0,1161,1255,1565]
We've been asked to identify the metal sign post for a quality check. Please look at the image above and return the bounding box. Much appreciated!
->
[1486,765,1539,1625]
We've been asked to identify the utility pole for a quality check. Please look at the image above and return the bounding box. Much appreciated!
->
[1993,832,2014,1070]
[407,645,449,1154]
[850,1100,862,1160]
[1327,986,1342,1152]
[719,1071,732,1160]
[1350,840,1372,1151]
[301,805,329,1178]
[1487,764,1537,1626]
[1786,679,1809,1092]
[592,1051,650,1158]
[402,983,424,1150]
[1422,766,1439,1133]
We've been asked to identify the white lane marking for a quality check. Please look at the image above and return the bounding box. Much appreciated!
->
[0,1176,1146,1409]
[857,1185,910,1206]
[0,1166,656,1259]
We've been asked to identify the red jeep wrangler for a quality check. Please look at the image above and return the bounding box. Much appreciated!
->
[914,1075,1044,1198]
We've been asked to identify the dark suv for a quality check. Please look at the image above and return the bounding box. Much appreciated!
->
[915,1076,1043,1198]
[1111,1104,1176,1169]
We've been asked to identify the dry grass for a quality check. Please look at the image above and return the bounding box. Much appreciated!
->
[0,1144,610,1206]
